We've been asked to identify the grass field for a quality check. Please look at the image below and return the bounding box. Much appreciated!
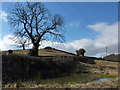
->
[91,60,118,75]
[2,49,119,88]
[2,49,74,56]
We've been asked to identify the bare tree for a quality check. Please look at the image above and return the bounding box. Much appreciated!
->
[13,37,31,50]
[8,2,65,56]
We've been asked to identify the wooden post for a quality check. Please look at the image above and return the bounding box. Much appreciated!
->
[106,46,107,60]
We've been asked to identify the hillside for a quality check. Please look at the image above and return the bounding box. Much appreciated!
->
[2,48,119,88]
[2,53,118,88]
[103,54,119,62]
[2,48,119,62]
[2,48,75,56]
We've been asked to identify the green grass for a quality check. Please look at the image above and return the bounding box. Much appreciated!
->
[96,73,117,78]
[67,82,77,84]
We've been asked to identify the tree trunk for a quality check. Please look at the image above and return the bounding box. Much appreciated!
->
[22,44,25,50]
[29,44,39,56]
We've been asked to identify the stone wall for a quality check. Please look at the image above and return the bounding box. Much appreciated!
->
[2,54,91,84]
[40,56,95,64]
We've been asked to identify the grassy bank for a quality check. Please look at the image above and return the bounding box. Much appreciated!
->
[90,60,118,75]
[3,78,118,88]
[33,74,102,85]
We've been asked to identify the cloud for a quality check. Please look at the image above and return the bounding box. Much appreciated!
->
[0,10,8,22]
[88,22,118,46]
[0,22,118,57]
[41,22,118,57]
[66,19,80,27]
[88,22,118,56]
[0,35,32,51]
[0,35,16,51]
[87,22,109,32]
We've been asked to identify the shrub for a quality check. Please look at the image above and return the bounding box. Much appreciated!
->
[76,48,86,56]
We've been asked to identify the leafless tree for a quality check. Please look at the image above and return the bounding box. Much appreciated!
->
[13,37,31,50]
[8,2,65,56]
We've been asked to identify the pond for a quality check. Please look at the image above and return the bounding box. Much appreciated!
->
[38,73,116,85]
[93,78,114,82]
[38,73,104,84]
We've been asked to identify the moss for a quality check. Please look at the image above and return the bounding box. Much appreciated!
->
[68,82,77,84]
[96,73,117,78]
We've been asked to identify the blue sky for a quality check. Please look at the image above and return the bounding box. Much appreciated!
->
[45,2,118,41]
[0,2,118,57]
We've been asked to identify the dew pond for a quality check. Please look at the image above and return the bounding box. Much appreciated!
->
[38,73,115,84]
[93,78,114,82]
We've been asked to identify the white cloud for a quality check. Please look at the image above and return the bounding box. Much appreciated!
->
[0,35,16,51]
[88,22,118,56]
[40,22,118,57]
[0,10,8,22]
[88,22,118,46]
[87,22,109,32]
[66,19,80,27]
[0,35,32,51]
[0,22,118,57]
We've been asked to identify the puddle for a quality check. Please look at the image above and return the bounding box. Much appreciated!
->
[93,78,113,82]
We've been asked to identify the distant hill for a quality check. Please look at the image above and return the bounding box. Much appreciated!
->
[2,48,76,56]
[44,47,76,56]
[103,54,119,62]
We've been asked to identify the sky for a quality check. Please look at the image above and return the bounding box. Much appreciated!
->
[0,2,118,57]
